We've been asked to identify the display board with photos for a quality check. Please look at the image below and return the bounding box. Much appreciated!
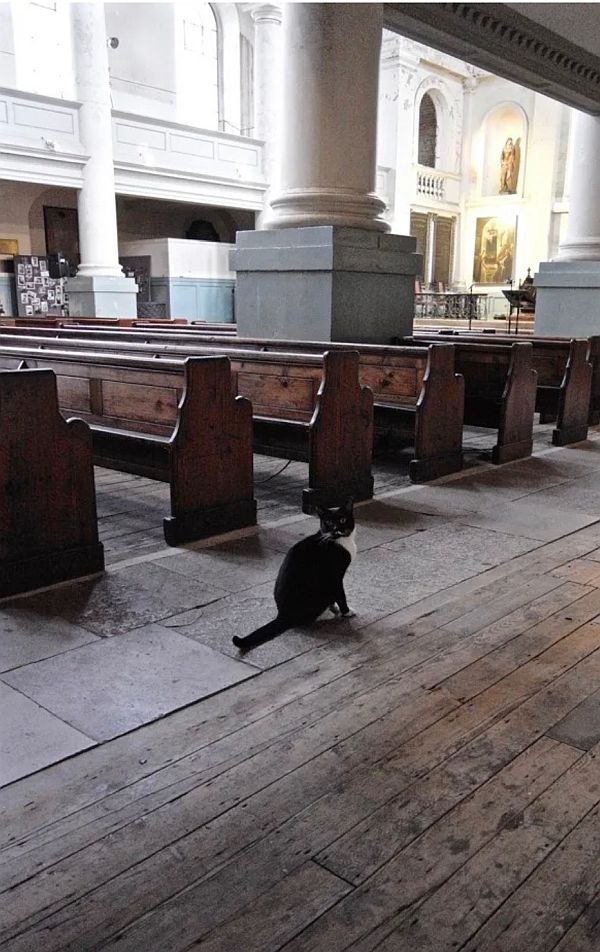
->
[14,255,69,318]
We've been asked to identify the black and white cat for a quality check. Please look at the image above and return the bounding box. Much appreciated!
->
[232,499,357,653]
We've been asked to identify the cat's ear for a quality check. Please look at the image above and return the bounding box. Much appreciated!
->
[343,497,354,511]
[315,505,327,518]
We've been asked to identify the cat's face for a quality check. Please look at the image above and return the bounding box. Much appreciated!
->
[316,499,355,538]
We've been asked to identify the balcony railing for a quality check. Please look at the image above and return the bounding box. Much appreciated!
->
[415,165,460,205]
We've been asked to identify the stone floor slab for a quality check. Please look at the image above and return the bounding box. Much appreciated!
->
[520,472,600,516]
[162,581,352,669]
[2,624,257,742]
[460,500,599,542]
[0,608,99,674]
[384,521,541,564]
[163,536,285,594]
[0,681,94,787]
[546,689,600,750]
[3,562,228,638]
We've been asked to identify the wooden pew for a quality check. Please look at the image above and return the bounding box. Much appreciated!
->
[0,369,104,597]
[92,357,257,544]
[389,334,538,462]
[412,332,594,446]
[5,355,255,545]
[448,341,538,463]
[0,344,374,514]
[0,317,235,332]
[0,329,465,481]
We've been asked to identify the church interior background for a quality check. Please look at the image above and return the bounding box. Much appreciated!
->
[0,2,573,324]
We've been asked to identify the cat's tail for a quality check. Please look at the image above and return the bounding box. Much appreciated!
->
[232,616,288,652]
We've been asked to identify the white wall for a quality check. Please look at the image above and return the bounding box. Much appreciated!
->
[174,2,219,128]
[458,76,562,294]
[12,0,74,99]
[105,3,177,120]
[0,3,15,87]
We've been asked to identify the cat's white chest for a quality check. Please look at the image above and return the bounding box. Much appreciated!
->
[334,529,357,562]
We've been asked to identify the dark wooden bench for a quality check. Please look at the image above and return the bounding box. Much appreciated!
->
[413,331,594,446]
[0,369,104,596]
[0,343,373,515]
[0,328,465,482]
[1,317,236,332]
[4,354,256,545]
[391,337,538,463]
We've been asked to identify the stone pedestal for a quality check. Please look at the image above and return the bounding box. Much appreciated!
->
[67,275,138,319]
[231,226,421,342]
[534,261,600,337]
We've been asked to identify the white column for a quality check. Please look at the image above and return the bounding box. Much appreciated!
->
[391,48,418,236]
[556,110,600,261]
[71,2,123,278]
[265,2,388,232]
[251,3,281,185]
[534,109,600,335]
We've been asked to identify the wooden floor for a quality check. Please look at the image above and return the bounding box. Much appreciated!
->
[3,442,600,950]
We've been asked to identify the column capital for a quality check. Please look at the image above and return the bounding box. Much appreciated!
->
[247,3,282,25]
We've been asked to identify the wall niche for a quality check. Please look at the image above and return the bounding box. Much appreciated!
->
[481,104,526,197]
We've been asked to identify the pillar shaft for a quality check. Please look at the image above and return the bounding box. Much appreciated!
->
[71,2,123,278]
[558,111,600,261]
[534,109,600,336]
[264,2,388,231]
[251,4,281,179]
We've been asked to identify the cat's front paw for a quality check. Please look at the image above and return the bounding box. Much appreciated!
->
[329,604,341,616]
[341,608,356,619]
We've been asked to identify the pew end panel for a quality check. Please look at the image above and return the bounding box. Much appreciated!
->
[0,369,104,598]
[303,350,374,513]
[164,357,257,544]
[551,339,593,446]
[493,343,537,464]
[411,344,464,481]
[587,335,600,424]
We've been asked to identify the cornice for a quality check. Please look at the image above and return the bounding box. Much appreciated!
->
[383,3,600,114]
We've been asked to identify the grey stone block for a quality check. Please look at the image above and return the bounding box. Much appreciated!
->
[232,226,420,343]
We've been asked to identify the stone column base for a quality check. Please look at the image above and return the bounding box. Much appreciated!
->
[230,226,422,343]
[534,260,600,337]
[68,275,138,319]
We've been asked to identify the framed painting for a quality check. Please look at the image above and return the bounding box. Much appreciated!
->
[0,239,19,256]
[473,216,516,284]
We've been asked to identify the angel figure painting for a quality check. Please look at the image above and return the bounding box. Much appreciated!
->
[473,216,516,284]
[499,137,521,194]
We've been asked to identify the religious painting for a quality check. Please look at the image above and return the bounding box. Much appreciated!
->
[472,216,516,285]
[0,238,19,256]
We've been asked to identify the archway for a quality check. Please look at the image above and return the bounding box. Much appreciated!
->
[418,93,437,168]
